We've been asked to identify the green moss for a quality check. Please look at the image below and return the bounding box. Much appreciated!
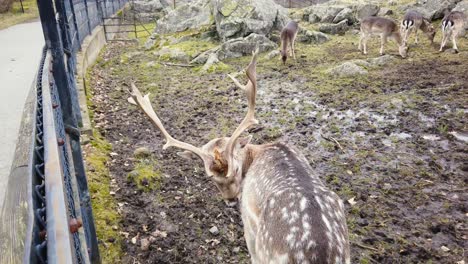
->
[170,40,217,57]
[128,158,162,191]
[86,130,123,262]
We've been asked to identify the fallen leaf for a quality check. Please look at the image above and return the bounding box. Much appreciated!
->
[348,197,357,206]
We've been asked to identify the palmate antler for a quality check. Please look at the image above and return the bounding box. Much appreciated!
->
[223,48,260,179]
[128,83,213,165]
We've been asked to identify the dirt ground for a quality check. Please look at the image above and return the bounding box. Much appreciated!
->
[85,29,467,263]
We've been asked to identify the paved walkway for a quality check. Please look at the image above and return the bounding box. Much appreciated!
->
[0,21,44,210]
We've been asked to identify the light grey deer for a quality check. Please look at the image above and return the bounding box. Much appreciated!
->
[128,49,350,264]
[280,21,299,64]
[359,16,408,58]
[440,11,466,52]
[400,10,436,45]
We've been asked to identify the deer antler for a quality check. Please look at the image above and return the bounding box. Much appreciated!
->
[223,48,259,179]
[129,83,212,164]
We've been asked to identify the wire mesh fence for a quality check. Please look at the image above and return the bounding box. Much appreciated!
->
[28,0,128,263]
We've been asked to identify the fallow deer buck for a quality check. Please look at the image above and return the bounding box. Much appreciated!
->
[359,16,408,58]
[280,21,299,64]
[128,49,350,264]
[440,11,466,53]
[400,10,436,45]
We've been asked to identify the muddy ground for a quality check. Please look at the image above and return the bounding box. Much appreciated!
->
[85,29,467,263]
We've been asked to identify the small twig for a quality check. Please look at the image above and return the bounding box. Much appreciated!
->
[158,62,195,67]
[321,133,344,152]
[352,242,379,252]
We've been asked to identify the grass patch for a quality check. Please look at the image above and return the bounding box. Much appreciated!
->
[86,130,123,262]
[0,0,38,30]
[127,158,162,191]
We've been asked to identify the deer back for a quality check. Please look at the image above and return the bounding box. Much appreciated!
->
[241,143,350,263]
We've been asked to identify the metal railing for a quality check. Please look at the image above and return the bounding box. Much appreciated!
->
[27,0,128,263]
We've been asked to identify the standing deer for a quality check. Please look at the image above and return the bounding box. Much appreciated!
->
[439,11,466,53]
[280,21,299,64]
[128,49,350,263]
[359,16,408,58]
[400,10,436,45]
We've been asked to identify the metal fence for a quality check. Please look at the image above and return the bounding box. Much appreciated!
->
[29,0,127,263]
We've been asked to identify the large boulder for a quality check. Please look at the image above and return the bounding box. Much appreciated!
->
[327,62,368,77]
[213,0,288,40]
[333,7,355,23]
[356,4,380,20]
[304,5,346,23]
[217,33,278,60]
[319,19,350,35]
[191,33,277,64]
[155,0,213,34]
[411,0,462,21]
[453,0,468,12]
[133,0,164,13]
[297,30,330,44]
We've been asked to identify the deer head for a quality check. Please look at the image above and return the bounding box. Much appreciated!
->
[128,49,259,206]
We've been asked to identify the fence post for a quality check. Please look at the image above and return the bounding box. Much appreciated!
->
[67,0,81,51]
[83,0,93,35]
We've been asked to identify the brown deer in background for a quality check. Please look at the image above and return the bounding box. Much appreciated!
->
[359,16,408,58]
[280,21,299,64]
[400,10,436,45]
[440,11,466,53]
[128,49,350,263]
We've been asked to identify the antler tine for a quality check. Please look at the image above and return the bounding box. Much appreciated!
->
[224,48,260,178]
[129,83,211,162]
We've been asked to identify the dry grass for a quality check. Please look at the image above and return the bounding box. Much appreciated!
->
[0,0,38,30]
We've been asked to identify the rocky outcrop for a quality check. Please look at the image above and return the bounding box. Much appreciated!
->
[217,33,278,60]
[356,4,380,20]
[297,30,330,44]
[304,5,347,23]
[327,62,368,77]
[453,0,468,13]
[319,19,349,35]
[155,0,213,34]
[213,0,289,40]
[191,33,277,64]
[409,0,462,21]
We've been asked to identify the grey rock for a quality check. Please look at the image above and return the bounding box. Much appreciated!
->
[133,0,164,13]
[378,7,394,16]
[201,53,220,72]
[368,55,396,66]
[154,47,190,62]
[140,238,151,251]
[217,33,277,60]
[134,147,151,158]
[214,0,289,40]
[327,62,368,77]
[453,0,468,12]
[297,30,330,44]
[265,50,280,60]
[209,226,219,235]
[357,4,380,20]
[412,0,461,21]
[155,0,213,34]
[190,48,218,64]
[304,5,345,23]
[333,7,355,24]
[319,19,349,35]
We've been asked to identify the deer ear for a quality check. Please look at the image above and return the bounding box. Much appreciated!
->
[177,151,196,160]
[238,135,252,149]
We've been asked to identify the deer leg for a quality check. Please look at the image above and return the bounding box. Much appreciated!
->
[451,34,458,52]
[380,34,387,55]
[414,28,419,44]
[439,33,448,51]
[291,38,296,60]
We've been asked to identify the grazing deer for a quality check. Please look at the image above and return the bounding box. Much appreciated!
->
[440,11,466,52]
[280,21,299,64]
[359,16,408,58]
[128,49,350,264]
[400,10,436,45]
